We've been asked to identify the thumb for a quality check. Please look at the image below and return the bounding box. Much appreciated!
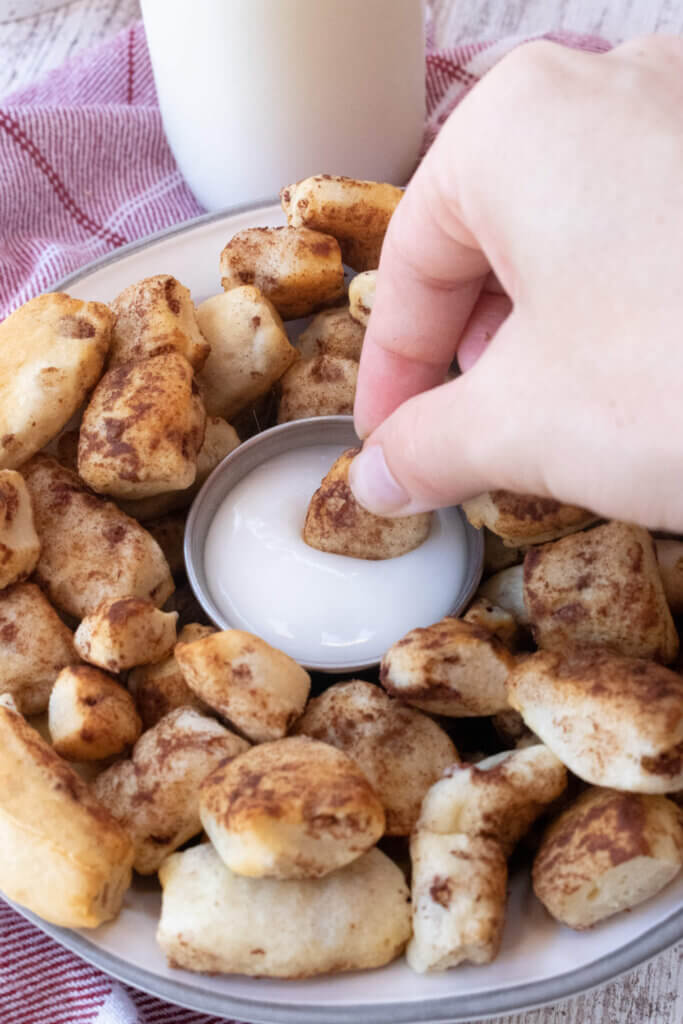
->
[348,322,535,516]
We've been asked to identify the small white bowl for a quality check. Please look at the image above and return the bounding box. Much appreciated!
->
[184,415,484,673]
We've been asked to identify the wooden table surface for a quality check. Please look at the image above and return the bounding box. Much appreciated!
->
[0,1,681,1022]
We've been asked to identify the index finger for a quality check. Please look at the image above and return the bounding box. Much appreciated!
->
[353,129,490,439]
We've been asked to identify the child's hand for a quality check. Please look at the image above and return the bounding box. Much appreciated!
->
[351,36,683,531]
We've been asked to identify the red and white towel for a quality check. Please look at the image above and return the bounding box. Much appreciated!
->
[0,20,608,1024]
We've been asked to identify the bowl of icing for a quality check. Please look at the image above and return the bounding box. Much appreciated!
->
[185,415,484,673]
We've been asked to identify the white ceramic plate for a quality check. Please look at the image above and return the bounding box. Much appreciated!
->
[5,202,682,1023]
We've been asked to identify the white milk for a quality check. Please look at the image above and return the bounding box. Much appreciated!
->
[204,445,468,667]
[140,0,426,209]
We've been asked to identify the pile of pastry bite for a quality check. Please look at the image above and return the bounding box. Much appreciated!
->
[0,174,681,982]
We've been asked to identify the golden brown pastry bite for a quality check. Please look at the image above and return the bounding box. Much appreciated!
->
[418,746,568,857]
[0,293,112,470]
[463,491,597,547]
[74,597,178,672]
[0,694,134,928]
[407,831,507,972]
[48,664,142,760]
[292,680,457,836]
[220,227,345,319]
[93,706,249,874]
[157,843,411,977]
[276,353,358,422]
[280,175,402,271]
[175,629,310,743]
[195,287,298,419]
[533,787,683,929]
[380,616,516,716]
[109,274,210,370]
[23,455,174,617]
[407,746,567,974]
[297,305,365,362]
[523,521,678,662]
[118,415,240,521]
[507,647,683,793]
[348,270,377,325]
[0,582,77,715]
[200,736,385,879]
[0,470,41,588]
[303,447,431,559]
[128,622,214,728]
[78,352,206,500]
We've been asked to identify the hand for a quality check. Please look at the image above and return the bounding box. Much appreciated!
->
[350,36,683,532]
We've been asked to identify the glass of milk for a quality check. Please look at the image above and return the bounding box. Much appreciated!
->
[140,0,426,210]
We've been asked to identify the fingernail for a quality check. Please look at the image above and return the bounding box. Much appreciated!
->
[349,445,411,515]
[353,414,371,441]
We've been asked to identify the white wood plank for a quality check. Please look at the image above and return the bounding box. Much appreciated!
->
[431,0,683,46]
[0,0,140,96]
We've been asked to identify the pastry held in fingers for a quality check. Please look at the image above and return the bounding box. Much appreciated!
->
[75,598,178,672]
[523,521,678,663]
[195,287,298,419]
[292,680,457,835]
[280,175,402,271]
[220,227,345,320]
[109,275,210,370]
[506,648,683,793]
[380,616,516,716]
[0,694,134,928]
[348,270,377,325]
[0,470,40,588]
[0,582,77,715]
[303,448,431,560]
[128,623,214,728]
[175,629,310,743]
[418,745,567,857]
[0,293,112,470]
[78,352,206,500]
[200,737,385,879]
[23,455,174,617]
[157,844,411,978]
[407,831,507,973]
[49,665,141,761]
[93,707,249,874]
[463,491,597,547]
[277,353,358,422]
[533,787,683,929]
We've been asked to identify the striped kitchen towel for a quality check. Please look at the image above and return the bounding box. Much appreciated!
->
[0,24,609,321]
[0,19,608,1024]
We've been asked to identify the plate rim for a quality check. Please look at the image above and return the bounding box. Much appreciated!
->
[8,899,683,1024]
[30,201,683,1021]
[53,197,283,294]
